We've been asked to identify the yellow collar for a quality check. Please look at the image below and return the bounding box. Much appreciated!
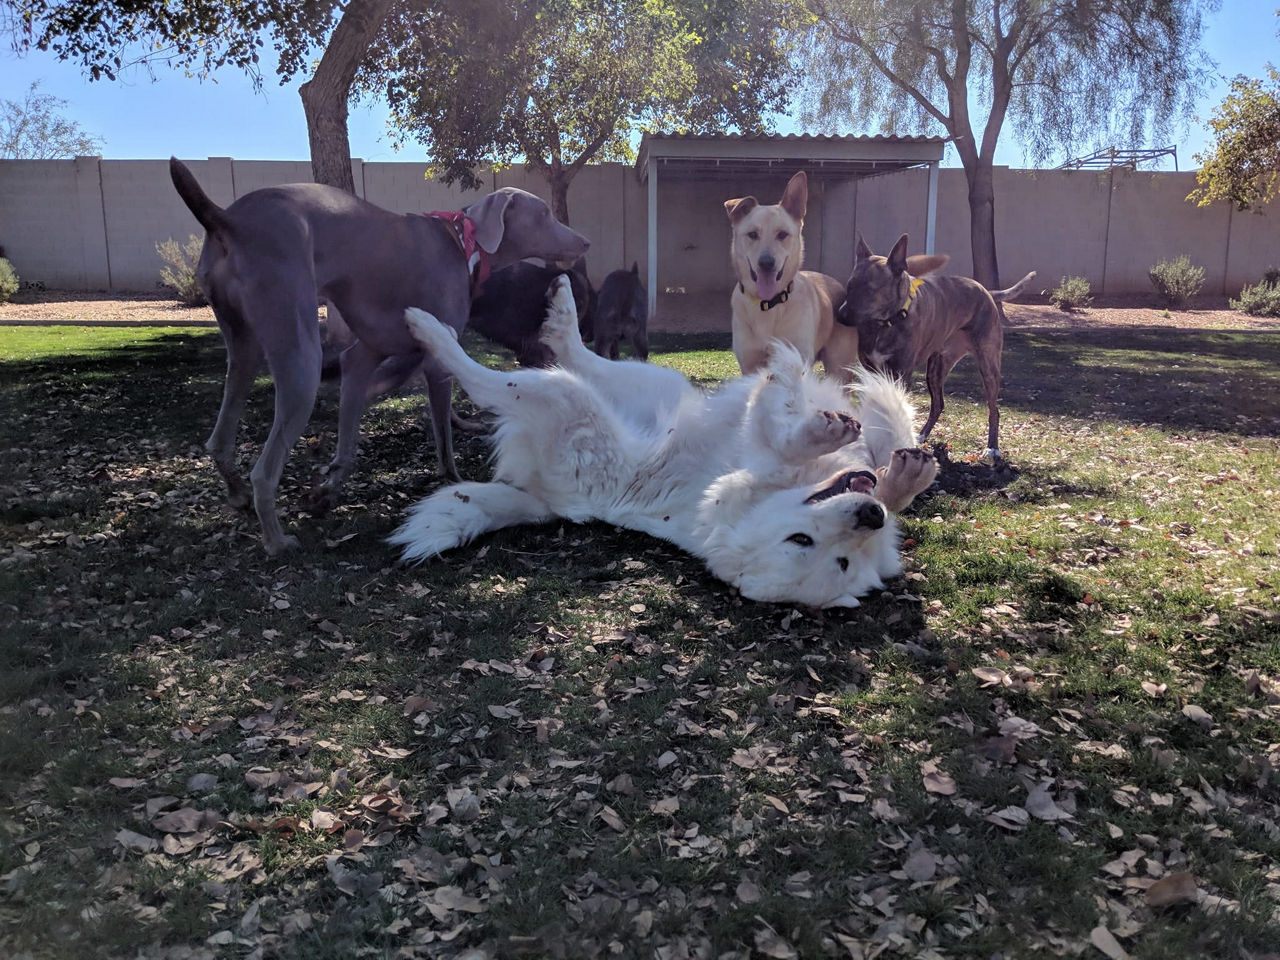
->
[880,277,925,327]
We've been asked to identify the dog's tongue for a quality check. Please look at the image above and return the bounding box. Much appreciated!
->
[755,276,780,301]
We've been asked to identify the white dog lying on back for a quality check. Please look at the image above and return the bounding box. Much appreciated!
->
[390,277,937,607]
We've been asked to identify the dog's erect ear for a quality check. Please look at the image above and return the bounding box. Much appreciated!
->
[780,171,808,222]
[630,261,639,275]
[855,234,873,263]
[724,196,758,224]
[463,189,515,254]
[906,253,949,276]
[887,234,910,275]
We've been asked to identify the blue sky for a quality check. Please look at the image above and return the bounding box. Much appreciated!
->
[1,0,1274,170]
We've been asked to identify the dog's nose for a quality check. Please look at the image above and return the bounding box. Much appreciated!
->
[854,502,885,530]
[758,253,775,273]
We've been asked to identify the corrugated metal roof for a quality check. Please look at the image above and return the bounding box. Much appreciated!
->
[636,131,946,180]
[642,132,946,145]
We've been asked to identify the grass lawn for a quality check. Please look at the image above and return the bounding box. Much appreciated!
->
[1,322,1278,959]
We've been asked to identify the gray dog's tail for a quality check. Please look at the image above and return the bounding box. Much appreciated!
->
[169,157,228,239]
[990,271,1037,302]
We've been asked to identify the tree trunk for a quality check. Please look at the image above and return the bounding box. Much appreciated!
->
[547,170,571,225]
[965,157,1000,289]
[298,0,393,192]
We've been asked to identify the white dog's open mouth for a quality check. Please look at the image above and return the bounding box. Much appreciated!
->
[805,470,877,504]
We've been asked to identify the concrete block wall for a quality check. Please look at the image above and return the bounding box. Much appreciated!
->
[0,158,111,288]
[2,156,1277,318]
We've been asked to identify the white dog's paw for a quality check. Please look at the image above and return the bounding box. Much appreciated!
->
[876,447,938,512]
[801,409,862,451]
[539,276,581,356]
[404,307,457,350]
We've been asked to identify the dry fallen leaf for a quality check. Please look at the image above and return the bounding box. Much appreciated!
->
[903,847,938,883]
[1181,704,1213,729]
[1025,782,1074,821]
[1089,925,1131,960]
[114,829,159,854]
[1147,872,1199,908]
[651,796,679,815]
[736,879,761,903]
[754,926,798,959]
[598,805,625,831]
[922,767,957,796]
[972,666,1010,688]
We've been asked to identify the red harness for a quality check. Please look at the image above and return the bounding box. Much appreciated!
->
[424,210,491,295]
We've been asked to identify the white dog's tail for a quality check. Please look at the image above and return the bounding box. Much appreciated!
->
[389,482,551,563]
[851,370,919,469]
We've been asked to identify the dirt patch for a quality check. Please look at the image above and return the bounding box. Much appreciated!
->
[0,289,214,325]
[1003,293,1280,332]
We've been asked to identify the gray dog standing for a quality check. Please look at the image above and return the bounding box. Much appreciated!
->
[169,158,589,555]
[836,233,1035,460]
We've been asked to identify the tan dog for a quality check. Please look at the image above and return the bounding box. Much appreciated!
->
[835,233,1035,460]
[725,171,860,381]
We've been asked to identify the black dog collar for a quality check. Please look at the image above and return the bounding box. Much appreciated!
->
[740,280,795,312]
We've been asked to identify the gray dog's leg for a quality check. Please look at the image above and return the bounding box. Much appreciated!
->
[317,339,385,506]
[205,316,262,511]
[250,314,323,555]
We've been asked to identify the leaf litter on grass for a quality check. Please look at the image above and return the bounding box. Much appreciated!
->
[1,325,1279,958]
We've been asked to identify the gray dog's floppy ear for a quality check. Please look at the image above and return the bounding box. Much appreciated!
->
[779,170,808,221]
[463,189,515,254]
[724,195,758,224]
[855,234,873,262]
[887,234,910,275]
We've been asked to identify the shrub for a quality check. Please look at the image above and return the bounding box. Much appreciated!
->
[1048,275,1093,311]
[0,257,19,303]
[1148,255,1204,308]
[157,234,207,306]
[1231,274,1280,317]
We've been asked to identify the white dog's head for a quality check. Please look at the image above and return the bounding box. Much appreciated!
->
[694,467,903,608]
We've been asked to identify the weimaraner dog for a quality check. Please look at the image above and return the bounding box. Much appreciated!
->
[169,158,590,555]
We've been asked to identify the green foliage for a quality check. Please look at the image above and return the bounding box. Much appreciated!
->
[1048,276,1093,311]
[0,81,103,159]
[1231,273,1280,316]
[374,0,793,208]
[1148,256,1205,308]
[16,0,337,85]
[799,1,1215,167]
[156,235,207,306]
[0,258,18,303]
[1189,66,1280,210]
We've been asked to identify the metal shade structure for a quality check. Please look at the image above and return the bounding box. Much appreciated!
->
[635,133,946,316]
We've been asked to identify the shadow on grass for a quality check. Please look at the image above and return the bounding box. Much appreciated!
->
[990,328,1280,436]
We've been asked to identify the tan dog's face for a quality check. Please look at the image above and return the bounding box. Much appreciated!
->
[725,171,808,302]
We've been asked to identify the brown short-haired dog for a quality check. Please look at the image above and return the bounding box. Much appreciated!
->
[835,233,1035,460]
